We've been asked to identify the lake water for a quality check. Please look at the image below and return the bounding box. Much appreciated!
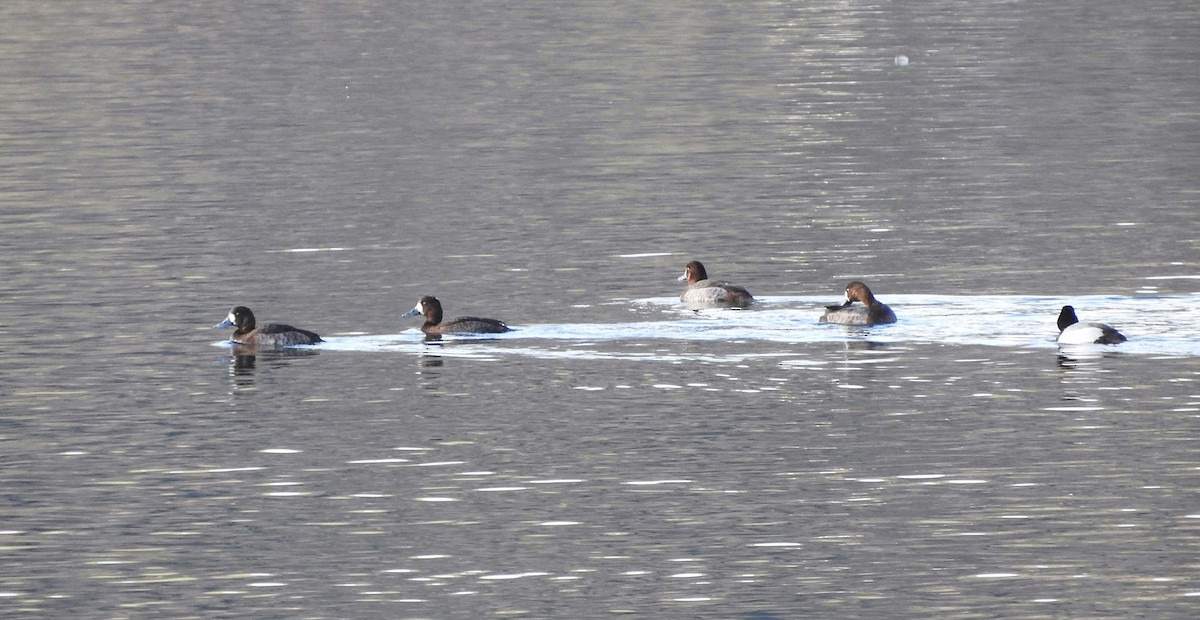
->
[2,0,1198,618]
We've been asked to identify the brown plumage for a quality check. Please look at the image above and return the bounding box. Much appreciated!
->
[819,281,897,325]
[678,260,754,308]
[402,296,511,335]
[214,306,323,346]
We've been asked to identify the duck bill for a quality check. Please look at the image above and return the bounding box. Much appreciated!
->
[214,319,234,329]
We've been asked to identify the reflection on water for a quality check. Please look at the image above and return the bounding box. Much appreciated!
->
[228,354,257,388]
[220,347,321,389]
[1053,345,1128,408]
[1056,347,1122,367]
[831,339,891,353]
[418,353,445,369]
[416,352,446,393]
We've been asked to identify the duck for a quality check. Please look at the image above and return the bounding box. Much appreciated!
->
[819,281,897,325]
[678,260,754,308]
[1056,305,1126,344]
[213,306,323,346]
[402,295,511,335]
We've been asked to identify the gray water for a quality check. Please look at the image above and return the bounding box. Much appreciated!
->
[2,1,1199,618]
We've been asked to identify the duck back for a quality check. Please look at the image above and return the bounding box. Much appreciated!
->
[1057,322,1126,345]
[249,323,324,346]
[432,316,511,334]
[820,303,897,326]
[681,281,754,308]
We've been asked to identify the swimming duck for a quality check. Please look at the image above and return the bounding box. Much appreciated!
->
[819,281,897,325]
[402,295,511,335]
[213,306,323,346]
[678,260,754,308]
[1056,305,1126,344]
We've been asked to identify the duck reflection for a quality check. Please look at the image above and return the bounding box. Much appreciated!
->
[1054,346,1123,407]
[415,351,445,393]
[230,351,256,373]
[1056,345,1120,368]
[821,339,897,392]
[841,338,888,351]
[418,353,444,369]
[222,346,320,382]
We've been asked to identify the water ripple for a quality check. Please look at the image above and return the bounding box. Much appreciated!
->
[292,294,1200,359]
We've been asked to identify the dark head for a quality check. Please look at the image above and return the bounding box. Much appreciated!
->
[678,260,709,285]
[844,281,878,305]
[214,306,255,331]
[402,295,443,325]
[1057,305,1079,331]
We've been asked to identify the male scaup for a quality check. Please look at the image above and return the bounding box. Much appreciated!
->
[402,295,511,335]
[213,306,323,346]
[819,281,897,325]
[678,260,754,308]
[1056,305,1126,345]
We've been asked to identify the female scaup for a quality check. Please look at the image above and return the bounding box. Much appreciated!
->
[1056,305,1126,344]
[402,295,511,335]
[213,306,323,346]
[678,260,754,308]
[819,281,897,325]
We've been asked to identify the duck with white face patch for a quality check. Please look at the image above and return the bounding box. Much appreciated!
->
[214,306,322,346]
[402,296,511,335]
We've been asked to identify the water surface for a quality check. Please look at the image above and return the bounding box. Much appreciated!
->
[2,0,1199,618]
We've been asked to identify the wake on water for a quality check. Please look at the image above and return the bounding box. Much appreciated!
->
[218,294,1200,361]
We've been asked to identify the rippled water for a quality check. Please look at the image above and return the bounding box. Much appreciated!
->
[310,294,1200,359]
[3,0,1199,618]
